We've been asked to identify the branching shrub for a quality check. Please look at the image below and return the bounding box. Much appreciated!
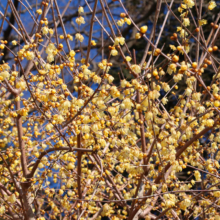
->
[0,0,220,219]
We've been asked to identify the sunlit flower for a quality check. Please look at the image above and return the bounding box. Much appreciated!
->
[12,40,17,45]
[75,33,84,42]
[76,16,85,25]
[208,1,217,10]
[78,6,84,14]
[114,37,125,46]
[111,49,118,56]
[184,0,195,8]
[36,9,42,15]
[117,19,125,26]
[26,51,35,60]
[131,64,141,74]
[42,26,49,35]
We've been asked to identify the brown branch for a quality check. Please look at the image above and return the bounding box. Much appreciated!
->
[85,0,98,65]
[54,0,71,52]
[28,147,92,178]
[77,134,82,215]
[0,1,9,35]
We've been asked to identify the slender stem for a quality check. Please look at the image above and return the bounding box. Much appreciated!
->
[54,0,71,52]
[0,1,9,35]
[85,0,98,65]
[28,147,92,178]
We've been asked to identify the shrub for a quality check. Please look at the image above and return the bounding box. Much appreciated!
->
[0,0,220,219]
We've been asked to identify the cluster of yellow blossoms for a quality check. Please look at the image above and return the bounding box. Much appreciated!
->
[0,0,219,219]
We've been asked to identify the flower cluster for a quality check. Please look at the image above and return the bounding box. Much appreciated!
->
[0,0,219,220]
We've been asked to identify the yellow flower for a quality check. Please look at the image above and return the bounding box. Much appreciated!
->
[12,40,17,45]
[181,3,187,9]
[0,206,5,214]
[208,1,217,10]
[152,185,157,192]
[67,163,75,170]
[206,119,214,127]
[111,49,118,56]
[194,170,201,181]
[169,45,176,51]
[114,37,125,46]
[93,75,102,84]
[26,51,35,60]
[180,198,191,210]
[125,56,132,62]
[122,98,134,109]
[46,43,56,54]
[140,25,148,34]
[117,19,124,26]
[47,54,54,63]
[199,19,207,26]
[8,194,16,204]
[161,97,168,105]
[124,17,131,25]
[76,16,85,25]
[75,33,84,42]
[78,6,84,14]
[184,0,195,8]
[91,40,96,46]
[167,64,176,75]
[183,18,190,26]
[180,29,188,38]
[69,50,75,57]
[46,123,53,131]
[0,71,10,80]
[16,80,26,90]
[178,7,184,13]
[131,64,141,74]
[192,92,202,101]
[135,33,141,39]
[49,29,53,34]
[173,74,183,82]
[42,26,49,35]
[62,100,71,110]
[36,9,42,15]
[177,27,182,32]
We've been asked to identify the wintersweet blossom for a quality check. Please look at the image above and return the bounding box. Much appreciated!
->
[12,40,17,45]
[42,26,49,35]
[0,1,219,219]
[131,64,141,74]
[122,98,134,109]
[183,18,190,26]
[184,0,195,8]
[26,51,35,60]
[7,194,16,204]
[167,63,176,74]
[111,49,118,56]
[140,25,148,34]
[194,170,201,181]
[114,37,125,46]
[78,6,84,14]
[117,18,125,26]
[124,17,131,25]
[0,71,10,80]
[36,9,42,14]
[208,1,217,10]
[125,56,132,62]
[75,33,84,42]
[76,16,85,25]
